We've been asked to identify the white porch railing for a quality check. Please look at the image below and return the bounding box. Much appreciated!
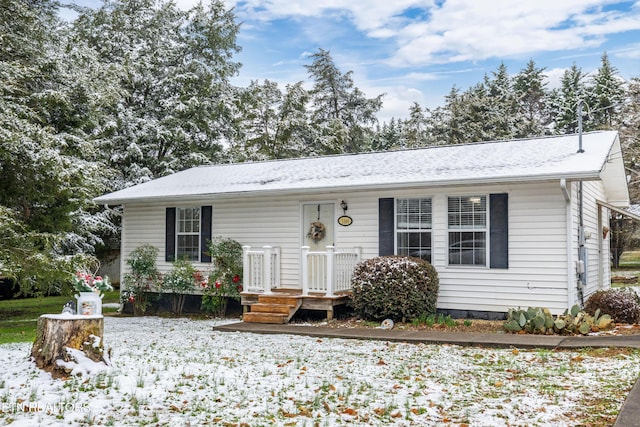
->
[301,246,361,297]
[242,246,280,293]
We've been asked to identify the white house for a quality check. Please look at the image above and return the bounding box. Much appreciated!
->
[95,130,631,321]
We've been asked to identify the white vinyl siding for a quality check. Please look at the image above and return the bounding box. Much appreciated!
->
[576,180,610,302]
[119,180,591,313]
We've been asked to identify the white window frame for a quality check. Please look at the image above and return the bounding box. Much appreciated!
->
[176,207,201,261]
[447,195,488,266]
[395,197,432,262]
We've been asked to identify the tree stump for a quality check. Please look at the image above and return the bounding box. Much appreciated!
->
[30,314,110,379]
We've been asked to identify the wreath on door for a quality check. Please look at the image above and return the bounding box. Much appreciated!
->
[307,221,326,242]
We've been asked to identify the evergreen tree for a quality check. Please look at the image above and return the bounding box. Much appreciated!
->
[484,63,518,140]
[430,86,465,145]
[590,52,625,129]
[620,77,640,202]
[71,0,241,186]
[0,0,103,295]
[513,59,550,137]
[305,49,383,154]
[403,102,430,148]
[372,118,404,151]
[232,80,311,160]
[549,64,588,133]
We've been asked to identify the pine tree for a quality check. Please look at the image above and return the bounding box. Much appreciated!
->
[0,0,102,295]
[430,86,465,145]
[305,49,383,154]
[232,80,311,160]
[484,63,518,140]
[589,52,625,129]
[403,102,431,148]
[513,59,550,137]
[71,0,241,186]
[549,64,588,133]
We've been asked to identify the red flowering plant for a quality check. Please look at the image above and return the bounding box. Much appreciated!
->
[201,237,243,317]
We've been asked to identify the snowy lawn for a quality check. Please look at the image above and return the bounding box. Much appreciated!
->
[1,316,639,427]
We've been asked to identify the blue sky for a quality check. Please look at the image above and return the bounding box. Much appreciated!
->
[63,0,640,122]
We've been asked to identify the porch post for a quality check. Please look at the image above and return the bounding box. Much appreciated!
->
[301,246,310,296]
[263,246,273,294]
[242,245,250,293]
[326,245,335,297]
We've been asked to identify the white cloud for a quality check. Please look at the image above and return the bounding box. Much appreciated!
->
[612,43,640,59]
[544,67,569,90]
[233,0,640,67]
[390,0,640,66]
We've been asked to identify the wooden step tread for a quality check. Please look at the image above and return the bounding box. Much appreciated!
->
[243,312,288,324]
[257,295,300,306]
[250,303,295,314]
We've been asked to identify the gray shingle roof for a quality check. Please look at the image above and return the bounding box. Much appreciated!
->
[95,131,627,205]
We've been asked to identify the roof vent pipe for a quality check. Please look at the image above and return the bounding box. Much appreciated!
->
[577,100,584,153]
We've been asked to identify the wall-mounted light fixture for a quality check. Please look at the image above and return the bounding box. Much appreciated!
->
[338,200,352,226]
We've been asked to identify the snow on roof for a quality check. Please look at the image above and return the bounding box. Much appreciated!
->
[95,131,624,204]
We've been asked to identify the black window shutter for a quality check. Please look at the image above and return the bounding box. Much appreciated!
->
[165,207,176,262]
[379,198,395,256]
[200,206,212,263]
[490,193,508,269]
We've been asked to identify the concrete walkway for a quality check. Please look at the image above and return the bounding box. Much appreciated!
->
[213,321,640,427]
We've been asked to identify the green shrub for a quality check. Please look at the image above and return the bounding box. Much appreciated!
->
[162,258,198,315]
[585,288,640,324]
[121,244,161,316]
[350,256,439,322]
[201,237,243,316]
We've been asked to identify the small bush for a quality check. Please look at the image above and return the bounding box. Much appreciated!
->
[585,288,640,324]
[201,237,243,316]
[121,244,161,316]
[162,258,198,315]
[350,256,439,322]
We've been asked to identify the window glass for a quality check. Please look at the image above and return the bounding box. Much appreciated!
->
[448,196,486,265]
[396,198,432,262]
[177,207,200,261]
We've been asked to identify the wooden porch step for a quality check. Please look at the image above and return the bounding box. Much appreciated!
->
[250,303,294,314]
[242,312,289,324]
[243,293,302,324]
[256,294,300,306]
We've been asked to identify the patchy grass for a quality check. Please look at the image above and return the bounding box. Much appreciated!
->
[2,317,639,426]
[619,251,640,268]
[0,291,120,344]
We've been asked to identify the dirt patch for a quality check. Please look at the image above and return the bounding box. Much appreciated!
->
[316,317,640,336]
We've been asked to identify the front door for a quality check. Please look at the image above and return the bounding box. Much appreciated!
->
[302,203,335,251]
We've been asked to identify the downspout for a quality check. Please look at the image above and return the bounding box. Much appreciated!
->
[577,181,585,306]
[561,179,575,308]
[576,101,586,306]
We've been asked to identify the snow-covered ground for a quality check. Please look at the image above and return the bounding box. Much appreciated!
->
[1,316,639,426]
